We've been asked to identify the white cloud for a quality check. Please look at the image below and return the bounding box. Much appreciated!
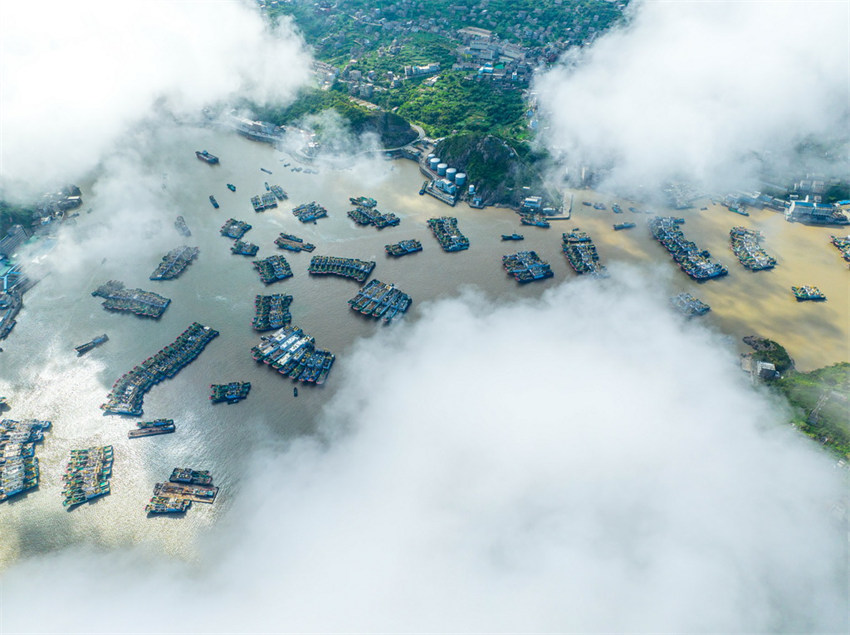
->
[2,273,846,633]
[0,0,312,198]
[534,0,850,191]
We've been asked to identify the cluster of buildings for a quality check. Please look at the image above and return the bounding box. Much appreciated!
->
[723,191,849,225]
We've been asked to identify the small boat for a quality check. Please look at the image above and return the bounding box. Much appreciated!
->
[293,387,298,397]
[209,195,219,209]
[260,168,273,175]
[226,183,236,192]
[501,233,525,241]
[195,150,219,165]
[613,222,636,231]
[264,182,270,191]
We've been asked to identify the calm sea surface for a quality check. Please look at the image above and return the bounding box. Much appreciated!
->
[1,126,847,567]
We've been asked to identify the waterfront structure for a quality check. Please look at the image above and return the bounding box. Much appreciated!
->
[502,251,554,283]
[253,255,293,284]
[308,255,375,283]
[253,294,293,331]
[91,280,170,318]
[562,228,607,277]
[729,227,776,271]
[648,217,728,281]
[0,419,50,503]
[348,279,412,323]
[251,325,335,384]
[101,322,219,416]
[62,446,113,508]
[786,200,848,225]
[427,217,469,252]
[150,246,199,280]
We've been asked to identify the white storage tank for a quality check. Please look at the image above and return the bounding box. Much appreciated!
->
[429,157,440,170]
[437,163,448,176]
[455,172,467,186]
[445,168,457,182]
[468,184,475,195]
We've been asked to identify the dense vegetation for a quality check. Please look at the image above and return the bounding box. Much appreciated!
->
[0,201,33,240]
[744,336,795,374]
[775,363,850,458]
[436,133,550,206]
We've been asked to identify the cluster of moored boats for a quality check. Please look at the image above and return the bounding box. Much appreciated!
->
[253,255,293,284]
[649,216,728,281]
[146,468,218,514]
[308,255,375,283]
[502,251,554,283]
[220,218,252,240]
[428,217,469,252]
[174,216,191,237]
[62,446,113,508]
[92,280,171,319]
[671,292,710,317]
[251,325,335,384]
[830,235,850,263]
[231,240,259,256]
[729,227,776,270]
[210,382,251,404]
[150,245,199,280]
[348,280,412,323]
[385,239,422,257]
[791,285,826,302]
[251,193,278,212]
[519,213,550,228]
[562,229,607,277]
[0,419,50,503]
[128,419,175,439]
[253,294,293,331]
[292,201,328,223]
[275,232,315,253]
[101,322,219,416]
[347,197,400,229]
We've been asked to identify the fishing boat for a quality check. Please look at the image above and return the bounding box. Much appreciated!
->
[209,195,219,209]
[226,183,236,192]
[501,234,524,241]
[75,334,109,356]
[195,150,219,165]
[791,286,826,301]
[613,222,636,231]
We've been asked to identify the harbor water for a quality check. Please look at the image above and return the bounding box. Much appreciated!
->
[1,124,847,568]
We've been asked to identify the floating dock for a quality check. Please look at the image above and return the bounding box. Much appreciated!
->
[253,255,293,284]
[562,229,607,277]
[75,333,108,356]
[502,251,554,283]
[0,419,50,503]
[62,445,113,508]
[730,227,776,270]
[292,201,328,223]
[210,382,251,404]
[150,245,199,280]
[92,280,171,319]
[101,322,219,416]
[220,218,252,240]
[348,280,412,323]
[128,419,175,439]
[649,216,728,281]
[253,294,293,331]
[308,255,375,283]
[174,216,191,237]
[231,240,259,256]
[385,239,422,257]
[251,325,335,385]
[671,292,710,317]
[427,217,469,252]
[275,233,315,253]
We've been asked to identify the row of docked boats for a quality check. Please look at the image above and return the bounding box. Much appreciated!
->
[348,279,412,323]
[348,205,400,229]
[427,217,469,252]
[562,228,607,277]
[146,468,218,514]
[385,238,422,257]
[101,322,219,416]
[791,285,826,301]
[251,325,335,384]
[671,292,710,317]
[275,232,315,253]
[128,419,175,439]
[91,280,171,319]
[231,240,259,256]
[251,192,278,212]
[729,227,776,270]
[0,419,50,503]
[220,218,252,240]
[253,294,293,331]
[292,201,328,223]
[830,235,850,263]
[174,215,191,237]
[150,245,199,280]
[350,196,377,208]
[62,445,113,508]
[648,216,728,281]
[502,250,554,283]
[501,233,524,241]
[210,382,251,404]
[253,255,293,284]
[308,255,375,283]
